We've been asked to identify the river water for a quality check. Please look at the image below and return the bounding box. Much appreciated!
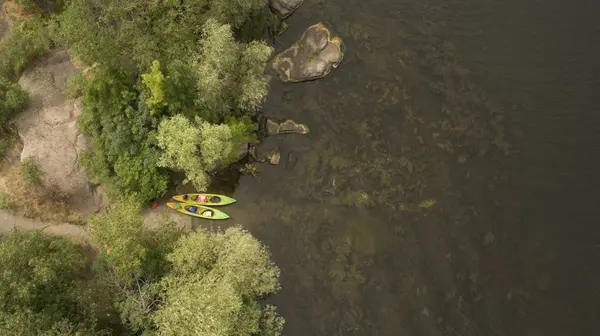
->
[197,0,600,335]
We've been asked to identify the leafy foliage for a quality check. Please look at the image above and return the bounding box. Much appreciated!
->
[56,0,266,72]
[77,67,169,202]
[0,16,52,80]
[142,60,167,116]
[153,226,283,336]
[156,114,255,190]
[236,40,275,111]
[194,19,274,120]
[88,197,147,284]
[20,157,43,187]
[0,203,283,335]
[0,77,28,124]
[55,0,272,198]
[156,114,210,190]
[0,230,113,335]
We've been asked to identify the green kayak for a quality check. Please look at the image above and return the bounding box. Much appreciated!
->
[166,202,230,220]
[172,193,236,206]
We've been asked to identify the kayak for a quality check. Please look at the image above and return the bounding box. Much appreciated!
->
[171,193,236,206]
[166,202,230,220]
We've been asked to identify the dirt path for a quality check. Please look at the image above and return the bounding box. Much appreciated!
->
[0,209,88,239]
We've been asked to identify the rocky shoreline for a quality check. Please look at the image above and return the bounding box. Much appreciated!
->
[0,0,345,223]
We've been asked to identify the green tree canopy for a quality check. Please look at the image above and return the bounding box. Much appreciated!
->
[156,114,251,191]
[87,197,147,284]
[0,230,114,335]
[0,77,28,125]
[57,0,273,199]
[153,227,283,336]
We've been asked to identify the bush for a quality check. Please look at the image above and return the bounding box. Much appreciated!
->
[0,229,114,334]
[55,0,272,198]
[19,157,43,188]
[0,77,28,124]
[0,192,14,210]
[0,16,52,80]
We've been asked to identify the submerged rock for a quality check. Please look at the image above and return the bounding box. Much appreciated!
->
[235,143,249,160]
[266,148,281,165]
[254,146,281,165]
[266,118,309,135]
[15,50,106,216]
[269,0,304,18]
[271,23,344,83]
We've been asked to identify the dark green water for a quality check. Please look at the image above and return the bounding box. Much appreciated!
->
[201,0,600,334]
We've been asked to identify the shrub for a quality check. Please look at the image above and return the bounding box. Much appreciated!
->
[19,157,43,188]
[0,229,114,334]
[0,16,52,80]
[0,77,28,124]
[0,192,13,210]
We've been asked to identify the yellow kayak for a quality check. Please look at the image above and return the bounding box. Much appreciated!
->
[166,202,230,220]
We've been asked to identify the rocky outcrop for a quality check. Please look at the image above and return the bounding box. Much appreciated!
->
[15,50,107,217]
[265,118,309,135]
[271,23,344,83]
[269,0,304,18]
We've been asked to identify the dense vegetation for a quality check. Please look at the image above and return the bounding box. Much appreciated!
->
[1,0,274,201]
[0,200,283,335]
[0,1,284,335]
[53,0,273,202]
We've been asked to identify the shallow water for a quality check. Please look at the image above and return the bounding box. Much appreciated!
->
[196,0,600,334]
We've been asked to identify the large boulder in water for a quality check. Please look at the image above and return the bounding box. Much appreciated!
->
[14,50,107,216]
[265,118,309,135]
[269,0,304,18]
[271,23,344,83]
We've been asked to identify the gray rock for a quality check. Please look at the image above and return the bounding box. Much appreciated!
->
[266,148,281,165]
[235,143,249,160]
[15,50,105,217]
[271,23,344,83]
[266,119,280,135]
[269,0,304,18]
[266,118,310,135]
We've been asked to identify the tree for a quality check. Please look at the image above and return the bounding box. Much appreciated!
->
[0,229,113,335]
[156,114,210,190]
[77,67,169,202]
[235,41,274,112]
[153,227,284,336]
[57,0,272,200]
[193,19,273,119]
[87,196,147,284]
[56,0,267,73]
